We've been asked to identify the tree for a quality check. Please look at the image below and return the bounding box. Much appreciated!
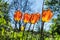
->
[0,0,12,38]
[43,0,60,40]
[44,0,60,15]
[55,14,60,35]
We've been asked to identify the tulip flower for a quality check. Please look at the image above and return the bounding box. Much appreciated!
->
[29,13,40,40]
[30,13,40,30]
[22,13,31,40]
[30,13,40,24]
[30,14,37,24]
[42,9,53,22]
[35,13,40,20]
[14,10,22,22]
[40,9,53,40]
[29,13,40,31]
[23,13,31,23]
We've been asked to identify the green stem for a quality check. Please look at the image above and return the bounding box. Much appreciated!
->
[26,23,31,40]
[19,21,21,31]
[52,30,54,40]
[15,21,17,30]
[40,22,44,40]
[13,31,14,40]
[22,23,26,40]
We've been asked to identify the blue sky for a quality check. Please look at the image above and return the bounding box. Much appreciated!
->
[4,0,54,31]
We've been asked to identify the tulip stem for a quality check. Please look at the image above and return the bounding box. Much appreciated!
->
[19,21,21,31]
[26,23,31,40]
[32,24,34,40]
[22,31,24,40]
[15,21,18,32]
[29,24,34,40]
[15,21,17,29]
[40,22,44,40]
[22,23,26,40]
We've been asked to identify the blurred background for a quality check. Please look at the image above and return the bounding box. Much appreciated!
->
[0,0,60,40]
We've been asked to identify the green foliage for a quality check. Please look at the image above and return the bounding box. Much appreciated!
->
[45,0,58,5]
[0,0,60,40]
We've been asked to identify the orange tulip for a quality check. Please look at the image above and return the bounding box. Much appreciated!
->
[42,9,53,22]
[14,10,22,22]
[30,13,40,24]
[23,13,31,23]
[35,13,40,20]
